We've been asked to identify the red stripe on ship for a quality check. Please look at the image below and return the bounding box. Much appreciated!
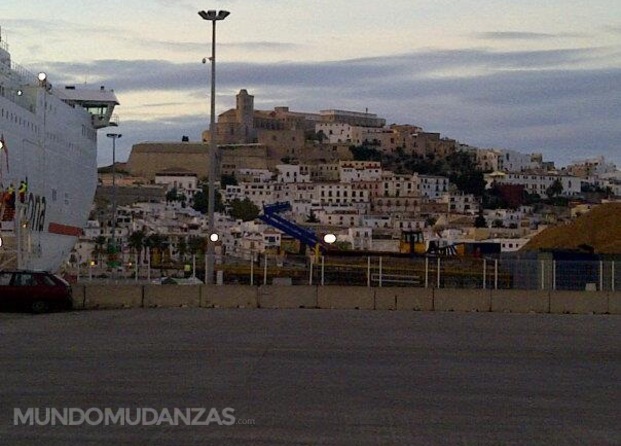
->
[48,222,83,237]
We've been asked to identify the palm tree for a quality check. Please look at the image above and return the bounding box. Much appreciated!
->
[188,236,206,257]
[92,235,107,267]
[144,233,168,266]
[176,237,188,263]
[128,230,146,265]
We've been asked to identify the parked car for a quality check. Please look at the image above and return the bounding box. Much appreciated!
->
[0,270,73,313]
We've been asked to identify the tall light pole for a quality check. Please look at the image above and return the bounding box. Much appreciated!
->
[199,9,230,285]
[106,133,122,266]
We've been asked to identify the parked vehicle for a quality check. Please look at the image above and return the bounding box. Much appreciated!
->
[0,270,73,313]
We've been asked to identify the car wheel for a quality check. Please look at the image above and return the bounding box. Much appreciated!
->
[31,300,50,314]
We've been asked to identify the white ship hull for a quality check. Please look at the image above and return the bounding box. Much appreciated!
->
[0,32,118,272]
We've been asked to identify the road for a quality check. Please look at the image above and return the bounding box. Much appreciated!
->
[0,309,620,445]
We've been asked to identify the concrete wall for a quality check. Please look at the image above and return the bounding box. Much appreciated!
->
[435,289,491,312]
[74,284,621,315]
[550,291,609,314]
[258,286,317,309]
[374,288,434,311]
[84,285,143,309]
[609,292,621,315]
[203,285,258,309]
[318,286,375,309]
[491,290,549,313]
[71,285,86,310]
[143,285,200,308]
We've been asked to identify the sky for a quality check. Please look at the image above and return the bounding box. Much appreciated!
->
[2,0,620,168]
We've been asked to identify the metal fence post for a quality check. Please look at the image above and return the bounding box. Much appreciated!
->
[494,259,498,290]
[250,250,254,286]
[367,256,371,288]
[540,260,545,290]
[379,256,383,288]
[483,259,487,290]
[437,257,441,289]
[309,255,313,286]
[321,255,325,286]
[425,257,429,288]
[552,260,556,291]
[600,260,604,292]
[263,253,268,285]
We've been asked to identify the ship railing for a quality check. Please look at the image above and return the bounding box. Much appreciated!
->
[1,60,38,85]
[109,113,120,127]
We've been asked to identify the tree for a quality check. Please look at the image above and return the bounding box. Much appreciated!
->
[228,198,260,221]
[176,237,188,262]
[474,213,487,228]
[128,230,146,263]
[191,184,224,214]
[349,145,382,162]
[165,187,179,202]
[187,236,206,256]
[144,233,169,266]
[546,179,564,199]
[306,209,319,223]
[92,236,107,265]
[221,174,238,187]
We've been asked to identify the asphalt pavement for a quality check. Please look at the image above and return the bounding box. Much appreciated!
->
[0,308,620,445]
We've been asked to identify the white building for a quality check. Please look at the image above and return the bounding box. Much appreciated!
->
[315,123,355,143]
[236,168,273,183]
[494,172,582,196]
[345,227,373,250]
[275,164,311,183]
[438,193,480,215]
[154,168,199,198]
[223,183,276,208]
[339,161,383,183]
[496,149,541,173]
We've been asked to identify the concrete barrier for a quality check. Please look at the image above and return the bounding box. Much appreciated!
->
[143,285,200,308]
[550,291,609,314]
[258,286,317,309]
[76,284,621,315]
[373,288,398,310]
[84,284,143,309]
[397,288,434,311]
[373,288,434,311]
[71,284,86,310]
[318,286,374,309]
[491,290,549,313]
[203,285,258,308]
[608,292,621,315]
[434,289,491,312]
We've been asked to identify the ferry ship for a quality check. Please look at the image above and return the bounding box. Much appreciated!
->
[0,30,119,272]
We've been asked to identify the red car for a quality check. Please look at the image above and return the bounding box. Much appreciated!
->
[0,270,73,313]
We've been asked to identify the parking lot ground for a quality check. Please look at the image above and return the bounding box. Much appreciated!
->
[1,308,620,445]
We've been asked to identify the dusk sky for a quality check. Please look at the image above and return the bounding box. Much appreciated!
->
[3,0,620,168]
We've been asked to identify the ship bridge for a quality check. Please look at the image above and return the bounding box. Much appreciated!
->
[56,85,120,129]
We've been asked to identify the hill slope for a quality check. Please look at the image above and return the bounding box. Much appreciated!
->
[522,203,621,254]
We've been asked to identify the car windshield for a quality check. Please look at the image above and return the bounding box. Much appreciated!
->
[41,275,57,286]
[53,275,70,287]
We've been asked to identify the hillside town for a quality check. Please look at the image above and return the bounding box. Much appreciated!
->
[71,89,621,277]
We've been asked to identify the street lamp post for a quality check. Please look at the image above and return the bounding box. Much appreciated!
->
[199,9,230,285]
[106,133,122,269]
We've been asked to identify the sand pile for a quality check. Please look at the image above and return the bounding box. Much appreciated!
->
[522,203,621,254]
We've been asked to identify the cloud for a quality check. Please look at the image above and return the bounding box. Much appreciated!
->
[42,46,617,168]
[473,31,588,40]
[42,45,610,94]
